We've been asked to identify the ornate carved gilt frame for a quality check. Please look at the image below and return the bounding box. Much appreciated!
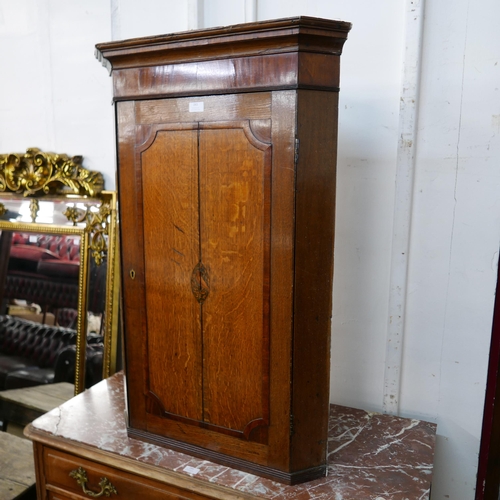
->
[0,148,119,394]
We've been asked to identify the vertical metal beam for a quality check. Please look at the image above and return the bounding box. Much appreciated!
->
[188,0,204,30]
[383,0,426,415]
[245,0,257,23]
[110,0,121,40]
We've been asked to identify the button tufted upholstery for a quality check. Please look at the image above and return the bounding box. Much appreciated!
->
[0,315,103,390]
[4,275,79,310]
[5,232,81,313]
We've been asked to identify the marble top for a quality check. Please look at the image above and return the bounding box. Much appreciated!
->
[29,372,436,499]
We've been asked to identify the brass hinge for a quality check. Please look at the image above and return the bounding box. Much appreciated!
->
[290,414,295,437]
[294,138,300,166]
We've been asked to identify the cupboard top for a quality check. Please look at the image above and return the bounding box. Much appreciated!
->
[96,16,351,70]
[95,17,351,99]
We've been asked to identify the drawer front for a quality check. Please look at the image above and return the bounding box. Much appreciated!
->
[43,448,212,500]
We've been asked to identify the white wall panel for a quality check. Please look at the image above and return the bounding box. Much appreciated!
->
[0,0,115,188]
[47,0,114,188]
[1,0,499,497]
[400,0,500,496]
[111,0,188,40]
[0,0,53,151]
[304,2,405,413]
[246,0,407,414]
[203,0,245,28]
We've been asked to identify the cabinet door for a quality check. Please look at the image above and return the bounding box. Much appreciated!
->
[126,99,272,444]
[141,125,203,422]
[198,123,271,440]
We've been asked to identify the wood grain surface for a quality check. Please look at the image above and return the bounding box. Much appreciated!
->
[199,124,271,438]
[141,127,202,421]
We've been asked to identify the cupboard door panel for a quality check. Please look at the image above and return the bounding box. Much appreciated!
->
[199,124,271,437]
[140,127,203,421]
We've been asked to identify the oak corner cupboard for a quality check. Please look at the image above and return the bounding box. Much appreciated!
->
[96,16,351,485]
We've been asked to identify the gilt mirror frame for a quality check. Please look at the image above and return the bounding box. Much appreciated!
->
[0,148,119,394]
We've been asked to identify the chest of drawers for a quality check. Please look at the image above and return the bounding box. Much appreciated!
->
[26,372,437,500]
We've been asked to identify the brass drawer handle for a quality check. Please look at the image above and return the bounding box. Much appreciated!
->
[69,467,118,497]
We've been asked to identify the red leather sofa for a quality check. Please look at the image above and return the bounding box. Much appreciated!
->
[4,233,80,314]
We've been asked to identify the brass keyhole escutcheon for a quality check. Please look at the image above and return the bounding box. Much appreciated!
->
[129,269,136,280]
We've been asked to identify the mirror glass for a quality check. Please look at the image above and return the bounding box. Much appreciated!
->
[0,149,118,396]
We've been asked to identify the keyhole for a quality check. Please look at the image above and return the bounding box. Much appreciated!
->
[130,269,136,280]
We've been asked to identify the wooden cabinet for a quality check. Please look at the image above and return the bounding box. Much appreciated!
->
[96,16,350,484]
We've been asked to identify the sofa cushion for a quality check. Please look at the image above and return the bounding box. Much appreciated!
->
[9,245,60,262]
[0,355,39,390]
[54,342,104,389]
[0,315,103,391]
[4,368,55,390]
[0,316,78,390]
[37,259,80,279]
